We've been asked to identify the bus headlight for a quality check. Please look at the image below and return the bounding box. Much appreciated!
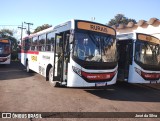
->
[72,66,81,76]
[135,67,160,80]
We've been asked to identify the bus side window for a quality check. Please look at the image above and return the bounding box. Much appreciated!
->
[29,38,32,50]
[32,36,38,51]
[47,32,54,51]
[39,34,46,51]
[31,46,35,51]
[24,38,31,51]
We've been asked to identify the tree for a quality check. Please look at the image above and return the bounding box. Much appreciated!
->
[107,14,137,26]
[33,24,52,33]
[0,29,13,37]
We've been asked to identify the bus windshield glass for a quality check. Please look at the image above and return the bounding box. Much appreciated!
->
[135,40,160,66]
[73,32,117,62]
[0,42,10,56]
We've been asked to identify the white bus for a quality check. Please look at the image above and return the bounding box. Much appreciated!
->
[20,20,118,87]
[117,33,160,83]
[0,38,11,64]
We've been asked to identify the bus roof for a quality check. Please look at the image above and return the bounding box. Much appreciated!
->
[117,32,160,44]
[25,19,116,39]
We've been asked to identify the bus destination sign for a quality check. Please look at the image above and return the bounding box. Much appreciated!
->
[137,34,160,44]
[0,39,9,43]
[77,22,115,35]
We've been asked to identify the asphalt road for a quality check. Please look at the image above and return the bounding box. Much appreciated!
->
[0,61,160,121]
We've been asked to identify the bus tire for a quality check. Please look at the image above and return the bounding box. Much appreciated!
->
[49,67,60,87]
[26,61,31,73]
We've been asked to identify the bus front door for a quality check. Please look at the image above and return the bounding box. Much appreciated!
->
[53,34,63,83]
[117,40,133,82]
[53,32,70,85]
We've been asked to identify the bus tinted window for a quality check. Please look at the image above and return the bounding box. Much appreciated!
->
[38,34,46,51]
[25,38,31,50]
[30,37,33,49]
[46,32,54,51]
[39,34,46,45]
[31,36,38,51]
[33,36,38,45]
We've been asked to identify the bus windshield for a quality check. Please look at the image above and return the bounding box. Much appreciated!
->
[135,40,160,66]
[0,42,10,56]
[73,32,117,62]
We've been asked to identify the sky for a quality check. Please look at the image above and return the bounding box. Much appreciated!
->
[0,0,159,39]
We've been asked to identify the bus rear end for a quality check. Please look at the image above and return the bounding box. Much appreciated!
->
[0,39,11,64]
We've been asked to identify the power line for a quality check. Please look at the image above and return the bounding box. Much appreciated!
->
[0,25,20,26]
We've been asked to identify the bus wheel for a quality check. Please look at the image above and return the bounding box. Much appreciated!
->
[26,61,31,73]
[49,67,60,87]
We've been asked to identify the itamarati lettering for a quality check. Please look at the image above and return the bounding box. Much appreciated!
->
[90,24,108,33]
[42,55,50,60]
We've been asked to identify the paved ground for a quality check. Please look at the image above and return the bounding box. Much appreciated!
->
[0,61,160,121]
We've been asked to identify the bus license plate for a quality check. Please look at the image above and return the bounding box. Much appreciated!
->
[150,81,157,84]
[96,82,106,87]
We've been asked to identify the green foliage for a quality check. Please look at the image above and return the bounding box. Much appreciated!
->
[107,14,137,26]
[0,29,13,37]
[33,24,52,33]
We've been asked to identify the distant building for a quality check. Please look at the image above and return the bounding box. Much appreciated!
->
[113,18,160,39]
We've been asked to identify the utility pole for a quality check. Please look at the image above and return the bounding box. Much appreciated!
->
[24,22,33,35]
[18,22,26,44]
